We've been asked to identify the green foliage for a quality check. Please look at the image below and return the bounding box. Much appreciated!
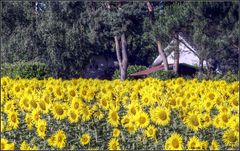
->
[195,71,239,82]
[112,65,147,80]
[1,61,50,79]
[220,71,239,82]
[149,70,177,80]
[1,1,238,79]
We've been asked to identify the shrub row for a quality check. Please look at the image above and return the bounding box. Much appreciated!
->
[1,61,50,79]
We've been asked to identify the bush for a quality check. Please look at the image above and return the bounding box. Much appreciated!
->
[216,71,239,82]
[112,65,147,80]
[1,61,50,79]
[195,71,239,82]
[148,70,177,80]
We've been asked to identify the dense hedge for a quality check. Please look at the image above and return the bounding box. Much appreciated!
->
[1,61,50,79]
[196,71,239,83]
[149,70,177,80]
[112,65,148,80]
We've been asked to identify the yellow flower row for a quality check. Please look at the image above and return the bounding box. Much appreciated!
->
[1,77,239,150]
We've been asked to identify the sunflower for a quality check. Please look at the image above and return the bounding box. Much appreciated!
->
[210,139,219,150]
[25,113,33,130]
[85,89,95,102]
[127,103,140,116]
[36,119,47,139]
[126,123,137,135]
[203,98,214,111]
[20,141,31,150]
[51,102,67,120]
[112,128,120,137]
[200,113,212,128]
[80,87,88,99]
[201,140,208,150]
[29,98,38,110]
[98,97,109,110]
[12,84,21,95]
[186,112,201,131]
[136,111,149,129]
[19,95,31,112]
[7,111,19,130]
[108,138,121,150]
[222,129,239,148]
[1,138,8,150]
[109,99,120,111]
[186,136,202,150]
[121,115,131,128]
[229,116,239,132]
[68,87,77,99]
[1,138,15,150]
[179,99,188,110]
[130,91,139,101]
[80,133,91,145]
[3,100,15,114]
[70,97,82,112]
[141,95,152,107]
[218,112,230,128]
[48,134,56,147]
[67,109,79,124]
[168,98,178,109]
[213,116,221,129]
[93,109,104,120]
[230,95,238,108]
[80,105,92,122]
[38,100,49,114]
[108,109,120,127]
[164,132,183,150]
[207,92,215,100]
[150,107,170,126]
[145,125,157,139]
[31,109,41,123]
[54,86,65,100]
[53,130,67,149]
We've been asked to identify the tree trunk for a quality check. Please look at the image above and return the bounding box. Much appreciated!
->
[173,36,180,74]
[114,34,128,81]
[157,40,169,71]
[199,58,204,74]
[120,33,128,81]
[114,35,122,66]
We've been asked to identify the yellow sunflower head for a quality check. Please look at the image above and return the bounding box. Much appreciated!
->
[108,109,120,127]
[112,128,121,137]
[187,136,202,150]
[53,130,67,149]
[7,111,19,130]
[222,129,239,148]
[80,133,91,145]
[136,111,149,129]
[210,139,219,150]
[186,111,201,131]
[67,109,79,124]
[36,119,47,139]
[51,102,68,120]
[108,138,121,150]
[150,107,170,126]
[165,132,183,150]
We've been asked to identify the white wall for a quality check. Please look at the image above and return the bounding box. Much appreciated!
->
[167,43,199,66]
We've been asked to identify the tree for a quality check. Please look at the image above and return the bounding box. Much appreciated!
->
[188,1,239,74]
[145,1,169,71]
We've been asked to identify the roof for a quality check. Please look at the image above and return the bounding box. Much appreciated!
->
[129,64,174,78]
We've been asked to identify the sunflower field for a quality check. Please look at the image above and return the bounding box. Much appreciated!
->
[1,76,239,150]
